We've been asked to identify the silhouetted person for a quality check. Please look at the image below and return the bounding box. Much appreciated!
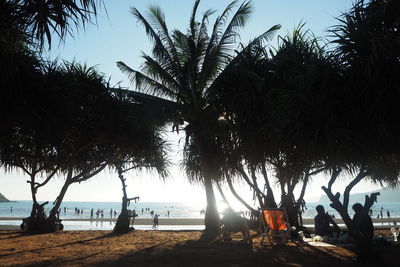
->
[10,207,12,213]
[153,214,159,229]
[110,209,113,218]
[114,210,117,217]
[221,207,252,244]
[167,210,170,217]
[314,205,340,236]
[352,203,374,241]
[387,210,391,218]
[64,207,67,214]
[90,208,94,218]
[380,207,383,219]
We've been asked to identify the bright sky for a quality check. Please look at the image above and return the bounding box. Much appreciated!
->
[1,0,384,208]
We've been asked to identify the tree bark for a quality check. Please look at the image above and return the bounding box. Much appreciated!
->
[202,175,220,239]
[113,166,132,234]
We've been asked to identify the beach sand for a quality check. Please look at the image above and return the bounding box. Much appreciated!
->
[0,229,398,266]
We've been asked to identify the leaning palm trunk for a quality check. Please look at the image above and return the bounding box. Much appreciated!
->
[41,163,106,233]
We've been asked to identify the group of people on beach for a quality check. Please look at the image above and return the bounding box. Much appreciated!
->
[314,203,374,240]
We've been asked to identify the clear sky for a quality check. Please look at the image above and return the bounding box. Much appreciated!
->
[1,0,384,207]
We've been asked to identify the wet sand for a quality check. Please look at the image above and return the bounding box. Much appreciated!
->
[0,229,398,266]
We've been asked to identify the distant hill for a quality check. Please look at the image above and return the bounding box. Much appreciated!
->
[0,192,10,202]
[319,186,400,203]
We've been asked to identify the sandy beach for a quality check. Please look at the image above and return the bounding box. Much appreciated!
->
[0,229,398,266]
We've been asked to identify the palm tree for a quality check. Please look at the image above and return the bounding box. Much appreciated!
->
[1,0,103,50]
[212,25,332,228]
[117,0,280,238]
[1,0,104,171]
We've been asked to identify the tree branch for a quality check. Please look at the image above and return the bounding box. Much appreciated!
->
[343,167,370,210]
[35,167,59,189]
[226,176,257,214]
[72,163,108,183]
[328,167,341,191]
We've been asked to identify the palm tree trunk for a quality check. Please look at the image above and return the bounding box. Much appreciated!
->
[203,175,220,239]
[29,173,38,218]
[113,166,131,234]
[49,180,70,220]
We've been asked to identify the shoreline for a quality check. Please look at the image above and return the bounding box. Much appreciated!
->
[0,217,204,224]
[1,216,398,223]
[1,217,399,231]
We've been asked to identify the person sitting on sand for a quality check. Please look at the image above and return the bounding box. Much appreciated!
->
[352,203,374,240]
[221,207,252,244]
[314,205,340,237]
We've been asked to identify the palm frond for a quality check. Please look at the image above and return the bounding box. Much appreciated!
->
[117,61,181,101]
[198,1,253,93]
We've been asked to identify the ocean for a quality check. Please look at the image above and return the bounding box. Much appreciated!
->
[1,200,399,230]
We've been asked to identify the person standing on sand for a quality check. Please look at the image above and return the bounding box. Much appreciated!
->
[387,210,391,218]
[90,208,94,218]
[152,214,159,229]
